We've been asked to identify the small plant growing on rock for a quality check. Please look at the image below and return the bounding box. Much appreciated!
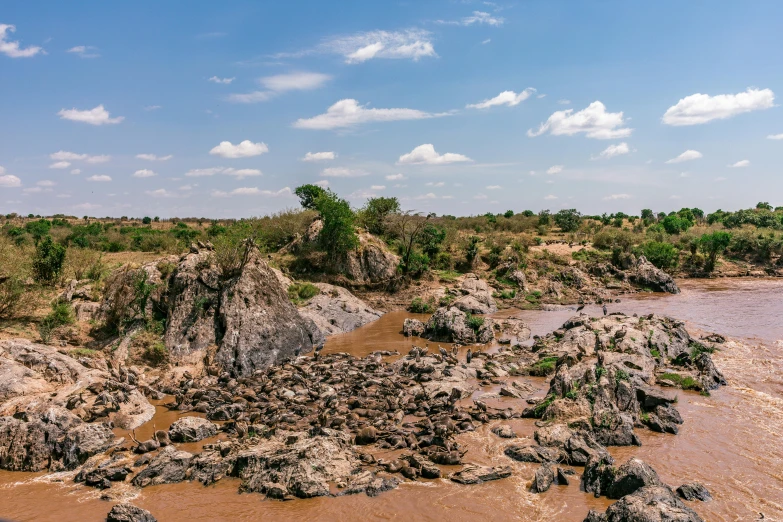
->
[465,313,485,333]
[144,341,169,366]
[288,282,320,305]
[408,297,434,314]
[529,356,558,376]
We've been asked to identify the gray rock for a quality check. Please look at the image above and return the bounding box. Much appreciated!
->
[592,485,705,522]
[606,457,662,499]
[677,482,712,502]
[491,424,516,438]
[298,282,383,336]
[630,256,680,294]
[531,463,555,493]
[131,446,193,487]
[106,504,157,522]
[504,444,562,463]
[448,464,512,484]
[453,274,498,314]
[168,416,218,443]
[423,306,494,344]
[403,318,426,337]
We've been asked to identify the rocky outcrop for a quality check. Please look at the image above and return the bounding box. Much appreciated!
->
[585,485,705,522]
[338,231,399,285]
[453,274,498,314]
[630,256,680,294]
[131,445,193,487]
[403,318,426,337]
[677,482,712,502]
[448,464,512,484]
[421,306,494,344]
[297,282,383,336]
[107,504,158,522]
[168,416,217,443]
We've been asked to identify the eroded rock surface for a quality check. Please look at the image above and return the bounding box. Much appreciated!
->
[297,282,383,336]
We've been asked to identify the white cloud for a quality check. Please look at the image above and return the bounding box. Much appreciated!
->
[261,71,331,91]
[58,105,124,125]
[293,99,444,130]
[70,169,81,175]
[209,76,235,84]
[767,133,783,140]
[728,160,750,168]
[314,180,329,188]
[185,167,225,177]
[209,140,269,158]
[486,185,501,190]
[481,38,491,45]
[398,144,472,165]
[226,91,273,103]
[144,105,162,111]
[294,29,436,64]
[66,45,99,58]
[547,165,564,175]
[386,173,406,181]
[23,187,42,194]
[50,151,110,166]
[321,167,368,178]
[302,151,336,162]
[473,194,488,200]
[73,202,101,210]
[222,168,262,179]
[145,189,177,198]
[370,185,386,190]
[133,169,157,178]
[136,153,173,161]
[50,151,87,161]
[212,187,292,198]
[603,193,631,200]
[592,142,630,160]
[662,88,775,126]
[0,24,42,58]
[56,194,71,198]
[467,88,536,109]
[86,175,111,182]
[544,194,558,200]
[49,161,71,169]
[179,185,193,191]
[426,181,445,187]
[0,170,21,187]
[558,99,571,105]
[37,180,55,186]
[528,101,632,139]
[665,150,703,164]
[437,11,504,26]
[85,155,110,164]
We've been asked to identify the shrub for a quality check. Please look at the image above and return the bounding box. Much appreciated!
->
[294,184,328,210]
[660,372,701,391]
[288,282,320,304]
[529,356,558,376]
[408,297,434,313]
[65,247,105,281]
[661,214,692,235]
[142,216,152,225]
[144,341,169,366]
[32,235,66,285]
[0,277,39,319]
[465,313,484,333]
[641,241,679,270]
[554,209,582,232]
[314,190,359,262]
[699,231,732,271]
[359,196,400,236]
[464,235,481,265]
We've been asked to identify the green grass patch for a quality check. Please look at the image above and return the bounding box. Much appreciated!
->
[435,270,461,283]
[493,289,517,299]
[408,297,435,314]
[288,282,320,305]
[659,372,702,391]
[465,313,485,333]
[533,394,555,417]
[529,356,558,376]
[69,348,98,358]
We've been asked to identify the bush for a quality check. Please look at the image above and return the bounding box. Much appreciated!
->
[554,209,582,232]
[359,196,400,236]
[142,216,152,225]
[529,356,558,376]
[65,248,105,281]
[32,235,66,285]
[144,341,169,366]
[465,313,484,333]
[699,231,732,271]
[288,282,320,304]
[641,241,679,270]
[408,297,434,314]
[661,214,692,235]
[314,190,359,262]
[0,277,39,319]
[295,184,327,210]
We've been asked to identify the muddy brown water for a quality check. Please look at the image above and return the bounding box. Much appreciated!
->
[2,278,782,521]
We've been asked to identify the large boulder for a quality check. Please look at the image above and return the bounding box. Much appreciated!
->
[453,274,498,314]
[448,464,512,484]
[131,445,193,487]
[585,485,705,522]
[422,306,494,344]
[338,232,399,285]
[297,282,383,336]
[168,416,218,443]
[630,256,680,294]
[106,504,157,522]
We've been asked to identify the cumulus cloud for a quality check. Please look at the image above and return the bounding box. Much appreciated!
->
[662,88,775,126]
[321,167,368,178]
[86,155,110,164]
[293,99,444,130]
[0,24,42,58]
[546,165,564,175]
[228,72,331,104]
[145,189,182,198]
[209,140,269,158]
[23,187,42,194]
[222,168,262,179]
[0,166,21,187]
[544,194,558,200]
[58,105,124,125]
[281,29,436,64]
[603,193,631,200]
[136,153,173,161]
[226,91,273,103]
[592,142,630,160]
[51,151,86,161]
[208,76,234,84]
[728,160,750,168]
[766,133,783,140]
[86,175,111,182]
[144,105,162,111]
[386,173,406,181]
[314,180,329,188]
[133,169,156,178]
[397,144,472,165]
[67,45,99,58]
[185,167,225,177]
[37,180,56,186]
[437,11,504,26]
[371,185,386,190]
[466,88,536,109]
[665,150,702,164]
[73,203,101,210]
[212,187,292,198]
[50,151,110,166]
[302,151,336,162]
[70,169,81,175]
[558,99,571,105]
[527,101,632,139]
[49,161,71,169]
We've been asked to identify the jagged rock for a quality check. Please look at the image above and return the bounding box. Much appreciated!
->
[606,457,662,499]
[643,404,683,434]
[630,256,680,294]
[423,306,494,344]
[168,416,218,443]
[495,318,532,345]
[403,318,426,337]
[636,385,677,410]
[448,464,512,484]
[491,424,516,438]
[338,231,400,284]
[453,274,498,314]
[131,446,193,487]
[556,467,570,486]
[340,471,400,497]
[587,485,705,522]
[74,301,101,322]
[508,270,528,291]
[298,282,383,336]
[106,504,158,522]
[677,482,712,502]
[531,463,555,493]
[504,444,562,463]
[693,352,727,390]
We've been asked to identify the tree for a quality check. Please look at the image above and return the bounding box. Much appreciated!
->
[360,196,400,235]
[25,219,52,245]
[757,202,773,210]
[32,235,66,285]
[417,223,446,258]
[661,214,692,234]
[699,231,732,271]
[554,209,582,232]
[538,210,551,226]
[641,209,654,221]
[385,211,432,276]
[142,216,152,225]
[295,184,327,210]
[522,210,535,217]
[314,191,358,261]
[504,210,514,218]
[641,241,679,270]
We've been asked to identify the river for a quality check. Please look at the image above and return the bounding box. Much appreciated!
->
[1,278,782,521]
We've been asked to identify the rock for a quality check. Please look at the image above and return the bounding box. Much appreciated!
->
[508,270,528,291]
[74,301,101,322]
[403,318,426,337]
[298,282,383,336]
[677,482,712,502]
[168,416,218,443]
[636,385,677,410]
[106,504,158,522]
[131,446,193,487]
[215,251,324,376]
[643,404,683,434]
[453,274,498,314]
[496,318,532,345]
[62,422,117,469]
[630,256,680,294]
[531,463,555,493]
[504,444,562,464]
[693,352,726,390]
[338,232,400,285]
[491,424,516,438]
[605,457,662,499]
[423,306,494,344]
[556,467,570,486]
[593,485,705,522]
[448,464,512,484]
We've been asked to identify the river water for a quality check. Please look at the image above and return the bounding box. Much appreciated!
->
[1,278,782,521]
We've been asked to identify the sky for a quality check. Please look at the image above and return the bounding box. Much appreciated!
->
[1,0,783,219]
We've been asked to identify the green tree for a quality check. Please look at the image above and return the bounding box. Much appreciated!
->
[417,223,446,258]
[314,190,358,261]
[32,235,66,285]
[386,211,432,276]
[757,202,773,210]
[25,219,52,244]
[360,196,400,235]
[522,210,535,217]
[295,184,327,210]
[538,209,551,226]
[641,209,654,221]
[699,231,732,271]
[641,241,679,270]
[142,216,152,225]
[554,209,582,232]
[504,210,514,218]
[661,214,692,234]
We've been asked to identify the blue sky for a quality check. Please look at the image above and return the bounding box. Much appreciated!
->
[2,1,782,218]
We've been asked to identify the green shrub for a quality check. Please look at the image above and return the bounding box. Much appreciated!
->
[32,236,66,285]
[554,209,582,232]
[143,341,169,366]
[660,372,701,390]
[408,297,434,314]
[641,241,679,270]
[288,282,320,304]
[465,313,484,333]
[529,356,558,376]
